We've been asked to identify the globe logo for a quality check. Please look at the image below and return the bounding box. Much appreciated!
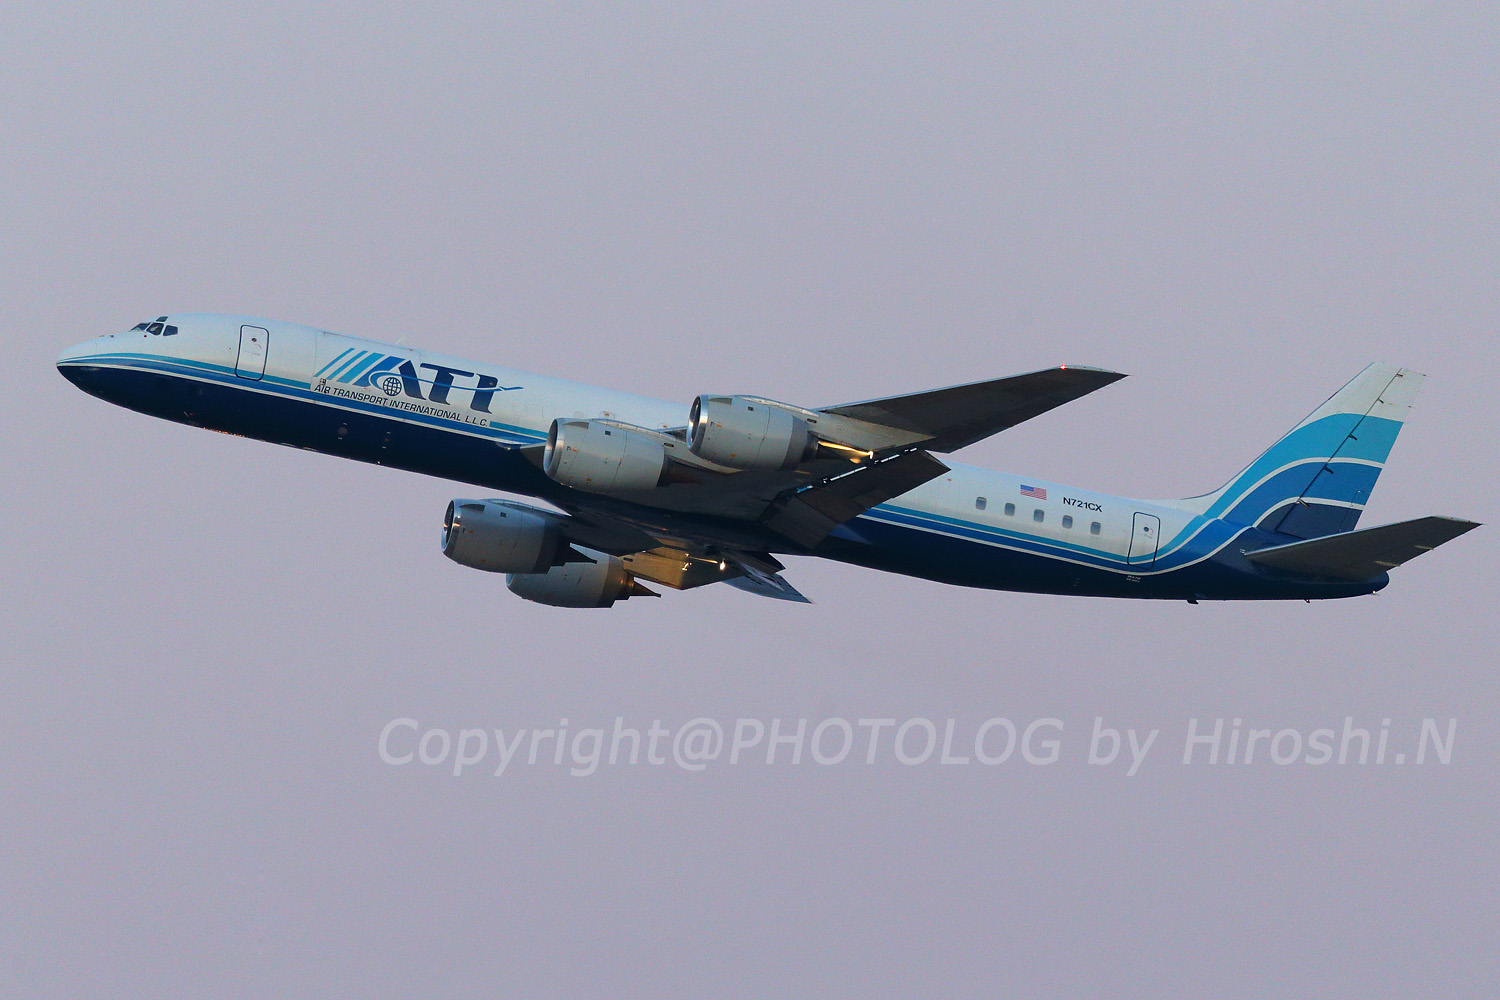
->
[377,373,403,397]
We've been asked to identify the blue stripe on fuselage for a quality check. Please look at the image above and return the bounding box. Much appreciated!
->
[64,352,545,444]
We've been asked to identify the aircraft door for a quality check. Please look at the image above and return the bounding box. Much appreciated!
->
[1128,512,1161,566]
[235,325,270,380]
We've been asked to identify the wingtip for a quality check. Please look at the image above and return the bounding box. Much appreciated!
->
[1057,364,1128,381]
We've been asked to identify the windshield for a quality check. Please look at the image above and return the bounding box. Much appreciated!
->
[129,316,179,336]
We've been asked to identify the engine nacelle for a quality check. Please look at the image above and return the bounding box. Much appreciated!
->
[688,395,817,470]
[544,419,670,494]
[441,500,562,574]
[507,550,653,608]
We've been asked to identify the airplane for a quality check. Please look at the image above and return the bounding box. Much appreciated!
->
[57,314,1478,608]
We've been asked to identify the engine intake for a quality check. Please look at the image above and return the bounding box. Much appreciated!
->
[442,500,563,574]
[544,419,670,494]
[688,395,816,470]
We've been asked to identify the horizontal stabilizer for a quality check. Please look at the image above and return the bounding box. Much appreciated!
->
[1244,516,1480,581]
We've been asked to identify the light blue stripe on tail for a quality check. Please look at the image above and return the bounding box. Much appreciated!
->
[1176,364,1424,538]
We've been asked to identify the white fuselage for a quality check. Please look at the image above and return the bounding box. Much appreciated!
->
[56,314,1385,602]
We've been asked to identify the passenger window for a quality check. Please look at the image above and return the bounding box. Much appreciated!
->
[1003,503,1015,517]
[975,497,987,511]
[1090,522,1102,535]
[1033,509,1044,523]
[1062,515,1073,529]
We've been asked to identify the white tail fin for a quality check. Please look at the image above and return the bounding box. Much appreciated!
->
[1177,364,1424,538]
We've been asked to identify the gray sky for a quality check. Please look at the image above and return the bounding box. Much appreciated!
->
[3,4,1497,996]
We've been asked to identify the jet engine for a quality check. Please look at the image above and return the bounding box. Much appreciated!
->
[507,550,656,608]
[688,395,817,471]
[441,500,564,574]
[544,419,670,494]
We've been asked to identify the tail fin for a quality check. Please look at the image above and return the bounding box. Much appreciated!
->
[1178,364,1423,538]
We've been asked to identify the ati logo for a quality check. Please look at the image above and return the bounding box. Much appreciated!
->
[313,349,520,412]
[1063,497,1103,512]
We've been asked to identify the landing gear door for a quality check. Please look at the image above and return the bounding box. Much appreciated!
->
[1128,512,1161,566]
[236,325,270,380]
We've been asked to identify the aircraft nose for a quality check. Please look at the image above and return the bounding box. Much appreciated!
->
[57,334,115,366]
[57,342,89,388]
[57,335,114,386]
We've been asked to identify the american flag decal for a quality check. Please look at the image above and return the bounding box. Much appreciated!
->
[1020,484,1047,500]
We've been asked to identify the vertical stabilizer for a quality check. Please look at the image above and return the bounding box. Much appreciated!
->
[1177,364,1423,538]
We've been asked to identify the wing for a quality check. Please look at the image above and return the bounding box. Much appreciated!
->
[515,364,1124,592]
[817,365,1127,453]
[722,557,812,602]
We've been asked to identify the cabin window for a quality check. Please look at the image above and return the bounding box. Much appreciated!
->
[1090,521,1102,535]
[1033,509,1044,523]
[1003,503,1015,517]
[975,497,987,511]
[1062,515,1073,529]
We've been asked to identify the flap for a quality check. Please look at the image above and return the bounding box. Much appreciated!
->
[766,450,950,548]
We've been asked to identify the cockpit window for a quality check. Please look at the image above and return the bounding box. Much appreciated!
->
[133,316,178,336]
